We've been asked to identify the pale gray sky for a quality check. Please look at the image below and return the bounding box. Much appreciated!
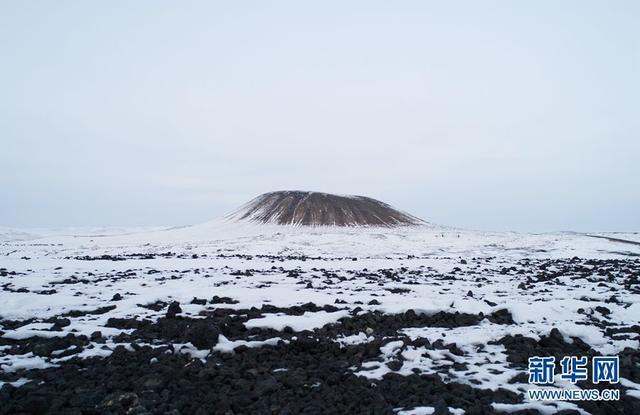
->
[1,1,638,231]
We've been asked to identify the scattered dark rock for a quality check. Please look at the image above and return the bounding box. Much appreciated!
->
[187,321,220,350]
[210,296,239,305]
[387,360,403,371]
[166,301,182,318]
[51,318,71,330]
[138,300,168,312]
[487,309,515,325]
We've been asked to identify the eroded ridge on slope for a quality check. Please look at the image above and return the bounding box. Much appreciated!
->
[228,191,424,227]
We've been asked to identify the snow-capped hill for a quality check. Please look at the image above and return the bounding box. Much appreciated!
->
[227,190,425,227]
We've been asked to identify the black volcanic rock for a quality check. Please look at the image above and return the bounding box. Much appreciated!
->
[229,190,424,227]
[186,321,219,349]
[166,301,182,318]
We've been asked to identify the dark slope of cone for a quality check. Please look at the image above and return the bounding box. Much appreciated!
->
[228,191,424,227]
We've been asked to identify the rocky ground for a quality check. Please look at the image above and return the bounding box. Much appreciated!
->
[1,227,640,414]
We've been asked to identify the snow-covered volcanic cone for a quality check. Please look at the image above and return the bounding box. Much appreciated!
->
[228,190,424,227]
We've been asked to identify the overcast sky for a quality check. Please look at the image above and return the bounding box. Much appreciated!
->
[1,1,638,231]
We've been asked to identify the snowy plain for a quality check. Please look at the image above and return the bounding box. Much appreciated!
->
[1,220,639,414]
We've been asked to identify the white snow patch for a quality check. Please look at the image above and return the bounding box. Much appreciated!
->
[335,332,374,347]
[244,310,350,332]
[492,401,587,414]
[213,335,287,353]
[0,352,57,373]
